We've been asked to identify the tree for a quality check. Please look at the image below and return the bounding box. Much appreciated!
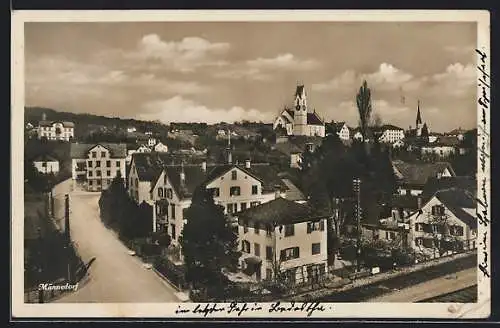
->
[356,80,373,143]
[181,186,241,295]
[371,113,383,128]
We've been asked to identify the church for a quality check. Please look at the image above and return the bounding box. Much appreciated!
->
[407,100,430,139]
[273,85,326,137]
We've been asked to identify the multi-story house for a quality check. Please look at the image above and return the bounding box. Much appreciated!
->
[235,197,328,284]
[32,154,60,174]
[150,159,302,246]
[421,136,460,159]
[327,121,350,142]
[376,124,405,144]
[408,188,477,257]
[37,119,75,142]
[70,143,127,191]
[392,160,456,196]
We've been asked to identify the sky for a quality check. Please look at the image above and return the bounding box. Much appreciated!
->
[25,22,477,132]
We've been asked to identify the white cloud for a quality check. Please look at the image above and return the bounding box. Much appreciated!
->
[139,96,272,124]
[312,70,357,92]
[246,53,320,71]
[132,34,231,72]
[213,67,272,81]
[426,63,476,97]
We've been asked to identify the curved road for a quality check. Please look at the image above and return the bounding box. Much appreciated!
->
[52,180,180,303]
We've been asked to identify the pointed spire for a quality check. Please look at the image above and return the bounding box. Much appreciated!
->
[416,100,422,125]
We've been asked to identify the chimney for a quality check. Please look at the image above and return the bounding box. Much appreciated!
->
[201,161,207,172]
[180,164,186,186]
[227,151,232,165]
[417,196,422,209]
[245,159,251,169]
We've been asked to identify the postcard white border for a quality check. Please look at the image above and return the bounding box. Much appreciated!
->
[11,10,491,319]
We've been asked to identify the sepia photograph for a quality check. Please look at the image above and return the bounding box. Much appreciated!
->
[11,10,490,319]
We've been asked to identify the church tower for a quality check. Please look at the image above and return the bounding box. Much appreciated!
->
[293,85,308,136]
[416,100,423,137]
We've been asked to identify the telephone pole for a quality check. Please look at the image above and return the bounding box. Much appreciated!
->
[64,194,72,283]
[353,178,362,273]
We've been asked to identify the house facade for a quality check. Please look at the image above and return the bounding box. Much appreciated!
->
[152,142,169,153]
[70,143,127,191]
[273,85,325,137]
[37,120,75,142]
[377,125,405,144]
[33,154,60,174]
[408,188,477,257]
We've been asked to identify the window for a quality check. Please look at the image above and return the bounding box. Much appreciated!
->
[431,205,445,216]
[116,160,121,167]
[107,170,111,177]
[254,223,260,235]
[312,243,321,255]
[284,224,295,237]
[307,220,324,233]
[96,170,101,177]
[243,221,248,233]
[87,161,92,168]
[452,225,464,236]
[89,180,93,186]
[240,202,247,211]
[254,243,260,256]
[227,203,235,214]
[230,186,241,196]
[416,238,423,246]
[171,204,176,219]
[210,188,220,197]
[231,170,237,180]
[280,247,299,261]
[266,225,273,236]
[415,223,423,232]
[171,224,176,240]
[241,240,251,253]
[135,178,138,188]
[166,188,173,199]
[106,160,111,167]
[89,171,93,177]
[96,179,101,186]
[96,160,101,167]
[266,246,273,260]
[101,151,106,157]
[252,185,258,195]
[386,231,396,240]
[42,162,47,167]
[158,188,164,198]
[92,151,97,158]
[431,224,440,234]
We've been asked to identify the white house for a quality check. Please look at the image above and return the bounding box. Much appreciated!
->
[421,136,460,159]
[32,154,60,174]
[352,128,363,141]
[392,160,455,196]
[328,122,350,142]
[377,125,405,144]
[408,188,477,257]
[147,137,157,147]
[235,197,328,283]
[38,119,75,142]
[70,143,127,191]
[392,139,405,149]
[152,142,169,153]
[273,85,325,137]
[126,145,151,164]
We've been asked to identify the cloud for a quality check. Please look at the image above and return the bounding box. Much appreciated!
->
[444,45,475,56]
[131,34,231,72]
[213,67,272,81]
[313,63,413,92]
[139,96,273,124]
[246,53,320,71]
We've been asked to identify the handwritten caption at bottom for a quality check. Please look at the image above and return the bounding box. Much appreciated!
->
[175,301,329,318]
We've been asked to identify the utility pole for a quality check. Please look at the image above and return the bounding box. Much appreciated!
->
[64,194,72,283]
[353,178,362,273]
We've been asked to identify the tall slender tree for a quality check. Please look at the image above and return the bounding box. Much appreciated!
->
[356,80,373,144]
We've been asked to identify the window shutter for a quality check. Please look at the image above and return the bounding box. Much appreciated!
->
[280,250,286,261]
[320,220,325,231]
[431,206,436,215]
[307,223,312,234]
[295,247,300,259]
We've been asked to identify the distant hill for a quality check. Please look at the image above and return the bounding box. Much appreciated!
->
[24,107,170,139]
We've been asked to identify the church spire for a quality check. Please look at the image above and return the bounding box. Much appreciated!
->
[416,100,422,126]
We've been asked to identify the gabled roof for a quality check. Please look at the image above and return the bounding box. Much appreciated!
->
[392,160,456,187]
[428,136,461,147]
[273,142,304,155]
[380,124,404,131]
[39,120,74,128]
[70,143,127,159]
[131,152,178,182]
[389,194,419,210]
[307,112,324,125]
[32,153,59,163]
[434,188,477,229]
[164,165,216,199]
[236,197,321,225]
[420,176,476,204]
[281,178,306,202]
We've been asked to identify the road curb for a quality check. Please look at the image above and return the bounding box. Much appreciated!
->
[151,267,191,302]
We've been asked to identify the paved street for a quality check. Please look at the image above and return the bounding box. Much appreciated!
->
[52,180,180,303]
[366,268,477,302]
